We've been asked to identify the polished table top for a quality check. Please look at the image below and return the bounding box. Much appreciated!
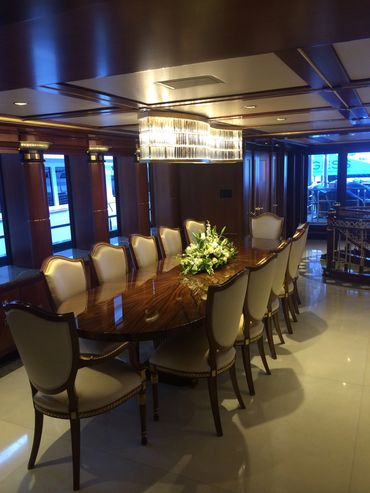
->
[57,240,278,342]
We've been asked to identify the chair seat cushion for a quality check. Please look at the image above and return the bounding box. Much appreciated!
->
[278,281,294,296]
[235,315,264,343]
[33,359,142,418]
[149,329,235,377]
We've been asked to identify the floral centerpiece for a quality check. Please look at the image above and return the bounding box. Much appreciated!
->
[179,222,237,275]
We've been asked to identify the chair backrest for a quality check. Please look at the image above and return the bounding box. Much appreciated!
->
[287,228,306,280]
[295,222,309,264]
[250,212,284,240]
[184,219,206,244]
[3,301,79,394]
[206,270,249,351]
[244,254,277,322]
[129,234,158,268]
[158,226,183,257]
[41,256,87,309]
[90,242,128,284]
[271,240,291,297]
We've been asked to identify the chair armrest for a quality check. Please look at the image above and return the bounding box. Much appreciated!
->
[79,341,131,367]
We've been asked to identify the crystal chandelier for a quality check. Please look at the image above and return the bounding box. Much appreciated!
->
[138,111,242,163]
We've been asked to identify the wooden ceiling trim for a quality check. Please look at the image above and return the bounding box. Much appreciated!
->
[243,124,370,139]
[25,106,124,121]
[211,105,335,122]
[39,83,144,110]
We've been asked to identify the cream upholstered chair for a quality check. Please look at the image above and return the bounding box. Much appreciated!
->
[184,218,206,244]
[41,256,87,310]
[41,255,121,356]
[264,239,291,359]
[250,212,284,240]
[3,301,147,491]
[292,222,310,306]
[90,242,128,284]
[278,228,306,332]
[235,254,276,395]
[158,226,183,257]
[129,234,159,268]
[149,270,249,437]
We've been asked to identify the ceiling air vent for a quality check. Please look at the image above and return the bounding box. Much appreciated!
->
[155,75,224,90]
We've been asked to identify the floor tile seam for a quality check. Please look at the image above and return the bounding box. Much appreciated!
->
[88,447,236,493]
[346,384,366,493]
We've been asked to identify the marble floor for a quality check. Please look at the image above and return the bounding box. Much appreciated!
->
[0,240,369,492]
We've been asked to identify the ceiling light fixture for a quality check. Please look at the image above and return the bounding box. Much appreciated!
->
[276,117,286,121]
[138,110,242,163]
[19,141,50,150]
[244,105,256,109]
[13,101,28,106]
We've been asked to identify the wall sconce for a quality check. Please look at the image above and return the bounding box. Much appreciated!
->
[138,110,242,163]
[19,141,50,150]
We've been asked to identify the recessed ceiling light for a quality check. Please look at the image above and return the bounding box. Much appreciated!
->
[276,117,286,121]
[13,101,28,106]
[244,105,256,109]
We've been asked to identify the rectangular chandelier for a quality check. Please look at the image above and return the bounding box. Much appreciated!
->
[138,110,242,163]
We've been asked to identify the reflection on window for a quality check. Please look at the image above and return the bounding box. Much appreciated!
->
[44,154,72,248]
[346,153,370,207]
[104,156,118,234]
[0,196,6,259]
[307,154,339,223]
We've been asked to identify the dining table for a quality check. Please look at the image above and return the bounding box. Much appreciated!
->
[57,238,279,343]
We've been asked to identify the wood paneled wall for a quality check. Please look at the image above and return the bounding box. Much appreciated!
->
[150,163,180,227]
[175,163,244,236]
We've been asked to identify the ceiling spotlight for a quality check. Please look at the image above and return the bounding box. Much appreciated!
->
[244,105,256,109]
[276,117,286,121]
[13,101,28,106]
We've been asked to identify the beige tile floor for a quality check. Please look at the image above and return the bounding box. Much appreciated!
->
[0,240,369,492]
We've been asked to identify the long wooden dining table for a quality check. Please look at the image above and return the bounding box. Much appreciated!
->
[57,239,278,343]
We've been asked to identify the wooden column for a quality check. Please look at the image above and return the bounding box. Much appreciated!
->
[20,148,53,267]
[87,151,109,243]
[136,163,150,234]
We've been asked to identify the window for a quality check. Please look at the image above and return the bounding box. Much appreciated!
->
[44,154,72,249]
[346,153,370,207]
[0,193,7,261]
[104,155,118,235]
[307,153,339,223]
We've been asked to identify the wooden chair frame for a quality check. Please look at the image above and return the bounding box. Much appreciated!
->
[249,212,284,240]
[89,242,129,285]
[157,226,183,258]
[129,234,159,270]
[183,218,206,245]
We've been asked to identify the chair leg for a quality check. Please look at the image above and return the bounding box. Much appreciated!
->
[292,292,300,315]
[240,344,255,395]
[294,279,302,305]
[264,316,277,359]
[70,417,80,491]
[282,298,293,334]
[272,312,285,344]
[207,375,223,436]
[257,337,271,375]
[139,386,147,445]
[150,366,159,421]
[229,363,245,409]
[28,408,43,469]
[288,294,298,322]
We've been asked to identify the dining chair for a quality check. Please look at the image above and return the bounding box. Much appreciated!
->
[149,269,249,437]
[278,227,306,330]
[3,301,147,491]
[292,222,310,306]
[41,255,123,356]
[249,212,284,240]
[90,242,129,284]
[183,218,206,244]
[235,253,277,395]
[129,234,159,268]
[264,239,291,358]
[158,226,183,257]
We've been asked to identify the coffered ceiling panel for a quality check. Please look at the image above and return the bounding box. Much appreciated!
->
[70,54,307,105]
[0,88,110,117]
[244,118,355,136]
[355,87,370,104]
[333,38,370,80]
[169,93,329,120]
[57,111,139,127]
[217,109,344,128]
